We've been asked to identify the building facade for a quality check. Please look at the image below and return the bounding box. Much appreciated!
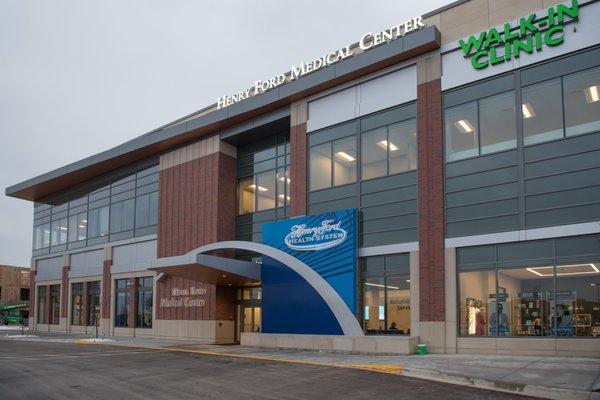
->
[6,0,600,356]
[0,265,30,306]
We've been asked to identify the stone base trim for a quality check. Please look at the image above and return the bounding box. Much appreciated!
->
[241,333,419,355]
[457,337,600,357]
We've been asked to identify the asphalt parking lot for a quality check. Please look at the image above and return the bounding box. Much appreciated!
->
[0,340,539,400]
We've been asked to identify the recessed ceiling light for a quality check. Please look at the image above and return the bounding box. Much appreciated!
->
[455,119,474,134]
[585,85,599,103]
[249,184,268,192]
[522,102,536,119]
[377,140,399,151]
[335,151,356,162]
[364,282,399,290]
[527,263,599,277]
[221,274,226,278]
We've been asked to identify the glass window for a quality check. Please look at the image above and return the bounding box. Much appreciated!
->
[49,284,60,325]
[388,119,417,174]
[87,281,101,327]
[110,199,135,234]
[361,128,387,180]
[459,268,496,336]
[363,257,385,333]
[564,67,600,137]
[479,91,517,154]
[242,287,261,300]
[33,224,50,249]
[135,192,157,229]
[50,218,68,246]
[71,283,83,326]
[88,206,109,238]
[333,137,357,186]
[136,277,153,329]
[255,170,276,211]
[37,286,47,324]
[555,261,600,337]
[276,168,290,207]
[445,101,478,161]
[497,266,554,337]
[68,213,87,243]
[238,176,255,215]
[309,143,332,191]
[385,261,411,334]
[522,78,564,145]
[115,279,130,328]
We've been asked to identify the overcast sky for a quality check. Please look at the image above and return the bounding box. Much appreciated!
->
[0,0,448,267]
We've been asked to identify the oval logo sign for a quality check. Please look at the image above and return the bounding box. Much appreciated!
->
[284,219,348,251]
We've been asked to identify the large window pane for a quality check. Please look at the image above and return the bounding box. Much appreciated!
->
[71,283,83,326]
[37,286,47,324]
[555,261,600,337]
[564,67,600,137]
[238,176,255,215]
[88,206,109,238]
[522,78,564,145]
[276,168,289,208]
[480,91,517,154]
[255,170,276,211]
[49,284,60,325]
[388,119,417,174]
[459,269,496,336]
[110,199,134,233]
[51,218,68,246]
[115,279,130,328]
[363,257,385,333]
[445,101,478,161]
[309,143,332,191]
[361,128,387,180]
[87,281,101,327]
[385,262,410,334]
[136,277,153,329]
[135,194,150,228]
[498,266,553,336]
[333,137,356,186]
[68,213,87,243]
[148,191,158,226]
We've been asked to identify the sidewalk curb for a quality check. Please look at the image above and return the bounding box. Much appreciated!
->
[400,367,594,400]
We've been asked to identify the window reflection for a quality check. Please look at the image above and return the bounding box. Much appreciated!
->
[564,66,600,137]
[388,119,417,174]
[445,101,479,161]
[309,143,332,191]
[459,269,496,336]
[361,128,387,180]
[255,171,276,211]
[333,137,356,186]
[522,78,564,145]
[479,91,516,154]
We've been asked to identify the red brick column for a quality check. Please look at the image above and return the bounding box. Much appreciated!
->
[290,121,308,217]
[417,78,445,322]
[60,265,68,319]
[101,260,111,319]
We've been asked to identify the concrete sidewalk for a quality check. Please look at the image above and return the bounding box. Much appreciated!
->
[3,329,599,400]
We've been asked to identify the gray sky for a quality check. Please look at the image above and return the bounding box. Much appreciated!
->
[0,0,448,267]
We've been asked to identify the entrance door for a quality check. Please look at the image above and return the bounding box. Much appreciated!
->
[242,306,261,333]
[235,287,261,342]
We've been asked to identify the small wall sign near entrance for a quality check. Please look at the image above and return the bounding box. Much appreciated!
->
[159,287,206,308]
[459,0,579,70]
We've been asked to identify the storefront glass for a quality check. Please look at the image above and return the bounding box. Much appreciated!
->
[37,286,47,324]
[459,269,495,336]
[136,277,153,329]
[71,282,83,326]
[115,279,130,328]
[49,284,60,325]
[87,281,100,327]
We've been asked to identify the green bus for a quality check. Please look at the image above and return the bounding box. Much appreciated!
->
[0,303,29,325]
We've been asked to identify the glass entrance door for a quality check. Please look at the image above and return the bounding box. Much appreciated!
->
[235,287,261,342]
[242,306,261,334]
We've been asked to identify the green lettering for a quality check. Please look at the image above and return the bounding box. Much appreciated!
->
[519,13,538,36]
[504,41,512,62]
[557,0,579,23]
[503,23,519,42]
[484,27,503,48]
[459,31,487,55]
[489,46,505,66]
[544,25,564,46]
[535,31,543,51]
[471,50,489,69]
[513,35,533,58]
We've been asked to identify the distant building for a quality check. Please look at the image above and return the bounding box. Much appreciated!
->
[0,265,30,305]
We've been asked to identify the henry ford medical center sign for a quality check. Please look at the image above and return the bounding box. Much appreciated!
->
[217,17,425,109]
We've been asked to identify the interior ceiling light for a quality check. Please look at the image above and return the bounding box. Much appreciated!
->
[277,176,291,183]
[527,263,599,277]
[249,184,268,192]
[335,151,356,162]
[278,194,291,200]
[585,85,600,103]
[455,119,474,134]
[364,282,400,290]
[377,140,399,151]
[522,102,536,119]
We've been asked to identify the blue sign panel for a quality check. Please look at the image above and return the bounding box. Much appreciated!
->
[261,209,357,335]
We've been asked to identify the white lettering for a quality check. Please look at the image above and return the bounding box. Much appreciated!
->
[359,32,373,50]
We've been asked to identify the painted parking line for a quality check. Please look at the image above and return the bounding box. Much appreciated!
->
[0,349,158,361]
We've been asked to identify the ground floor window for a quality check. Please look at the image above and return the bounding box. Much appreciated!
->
[362,254,410,335]
[458,235,600,338]
[37,286,47,324]
[71,283,83,326]
[87,281,101,327]
[114,279,130,328]
[136,277,153,328]
[49,284,60,325]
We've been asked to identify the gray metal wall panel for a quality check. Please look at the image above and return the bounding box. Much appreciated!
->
[111,240,157,273]
[362,228,417,247]
[524,167,600,195]
[446,198,519,223]
[446,182,519,207]
[308,184,357,204]
[524,149,600,179]
[445,166,518,193]
[446,215,519,238]
[526,203,600,229]
[308,197,359,215]
[361,186,417,207]
[523,131,600,162]
[69,249,103,278]
[36,256,62,281]
[445,150,517,178]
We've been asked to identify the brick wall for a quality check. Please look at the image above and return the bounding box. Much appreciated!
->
[60,265,68,319]
[290,122,308,217]
[417,78,445,322]
[155,275,215,320]
[101,260,111,319]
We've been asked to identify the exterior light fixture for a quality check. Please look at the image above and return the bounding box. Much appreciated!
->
[335,151,356,162]
[455,119,475,134]
[377,140,399,151]
[522,102,536,119]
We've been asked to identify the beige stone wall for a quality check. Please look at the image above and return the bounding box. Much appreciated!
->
[424,0,566,45]
[0,265,30,304]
